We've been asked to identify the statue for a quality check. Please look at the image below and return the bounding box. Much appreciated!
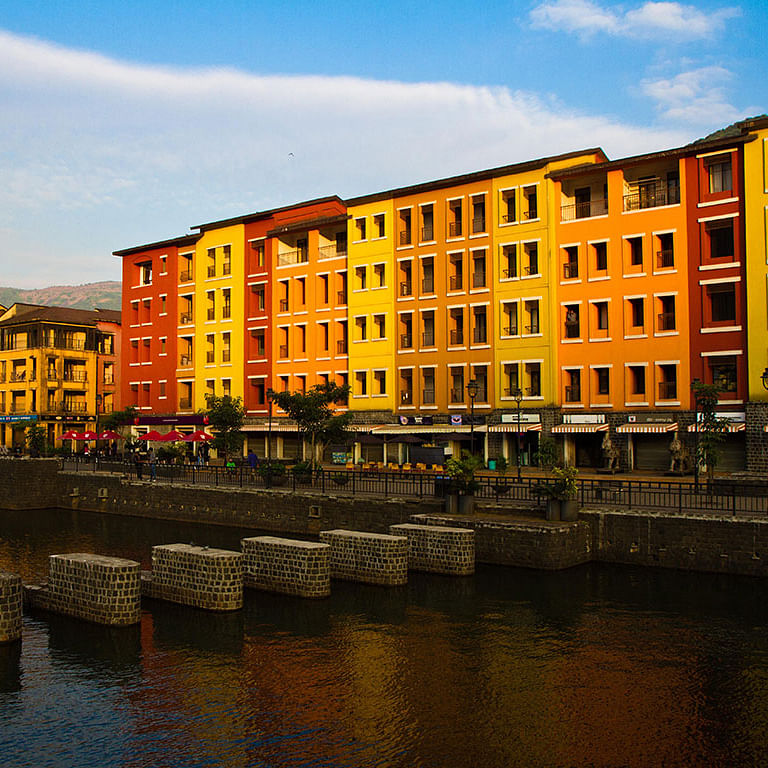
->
[601,433,619,472]
[668,433,683,472]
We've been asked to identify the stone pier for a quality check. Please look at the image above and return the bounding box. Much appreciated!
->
[25,553,141,626]
[390,523,475,575]
[141,543,243,611]
[319,529,408,586]
[241,536,331,598]
[0,572,22,643]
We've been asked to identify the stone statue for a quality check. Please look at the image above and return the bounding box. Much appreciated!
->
[668,433,683,472]
[601,433,619,471]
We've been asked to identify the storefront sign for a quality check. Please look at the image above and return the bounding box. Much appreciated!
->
[626,414,675,424]
[501,413,541,424]
[562,414,605,424]
[399,415,434,426]
[0,414,37,423]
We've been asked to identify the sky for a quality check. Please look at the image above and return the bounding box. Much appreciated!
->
[0,0,765,288]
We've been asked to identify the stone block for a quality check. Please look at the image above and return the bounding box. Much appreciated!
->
[0,572,22,643]
[241,536,330,598]
[319,529,408,586]
[389,523,475,575]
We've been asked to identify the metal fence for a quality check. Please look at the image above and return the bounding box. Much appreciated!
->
[59,457,768,517]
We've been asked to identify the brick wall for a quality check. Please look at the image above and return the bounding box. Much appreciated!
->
[389,523,475,575]
[0,572,22,643]
[319,529,408,585]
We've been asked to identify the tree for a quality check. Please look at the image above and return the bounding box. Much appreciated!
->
[268,383,352,468]
[26,422,46,458]
[691,381,729,484]
[204,394,245,461]
[101,406,138,433]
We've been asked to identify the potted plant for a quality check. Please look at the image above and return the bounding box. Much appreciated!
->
[331,471,350,487]
[532,464,579,521]
[445,452,484,515]
[292,459,313,485]
[259,460,287,487]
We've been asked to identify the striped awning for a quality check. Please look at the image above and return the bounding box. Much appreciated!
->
[551,423,609,434]
[242,424,299,433]
[488,424,542,433]
[690,422,745,433]
[616,422,677,434]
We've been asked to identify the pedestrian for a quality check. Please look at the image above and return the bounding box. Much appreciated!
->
[247,449,258,477]
[133,453,143,480]
[148,448,157,481]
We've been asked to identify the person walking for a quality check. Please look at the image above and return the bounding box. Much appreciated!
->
[133,452,143,480]
[148,448,157,481]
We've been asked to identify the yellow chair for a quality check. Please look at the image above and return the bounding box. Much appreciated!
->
[432,464,444,473]
[402,463,412,471]
[415,462,427,471]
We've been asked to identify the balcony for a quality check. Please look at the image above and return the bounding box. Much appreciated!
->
[179,354,192,367]
[502,214,516,224]
[623,182,680,212]
[337,339,348,355]
[400,391,413,405]
[222,263,232,276]
[63,401,88,413]
[524,261,539,276]
[503,325,518,336]
[472,328,487,345]
[179,312,193,325]
[279,345,289,358]
[179,269,193,282]
[399,230,412,246]
[279,299,289,312]
[564,385,581,403]
[449,329,464,345]
[421,278,434,294]
[658,381,677,400]
[658,313,676,332]
[10,371,27,383]
[450,388,464,404]
[63,370,87,383]
[278,248,308,266]
[526,323,540,335]
[179,397,192,410]
[337,290,347,305]
[657,249,674,269]
[206,351,215,363]
[399,282,412,297]
[400,334,413,349]
[471,217,486,234]
[449,274,463,291]
[449,221,462,238]
[561,198,608,221]
[9,403,26,414]
[472,272,486,289]
[222,349,231,363]
[523,206,538,221]
[207,308,215,321]
[222,305,231,319]
[207,265,216,278]
[564,318,580,339]
[563,262,579,279]
[422,332,435,347]
[318,244,346,260]
[422,389,435,405]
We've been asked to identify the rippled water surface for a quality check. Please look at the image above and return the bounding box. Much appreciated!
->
[2,507,768,767]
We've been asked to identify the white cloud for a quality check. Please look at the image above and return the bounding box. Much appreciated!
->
[530,1,740,40]
[0,29,694,287]
[641,66,741,124]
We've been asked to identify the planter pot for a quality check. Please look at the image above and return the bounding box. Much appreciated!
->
[458,494,475,515]
[446,493,460,515]
[560,499,579,522]
[545,499,561,521]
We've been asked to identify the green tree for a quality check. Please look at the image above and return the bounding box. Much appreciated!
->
[691,381,728,484]
[268,383,352,468]
[26,422,46,457]
[204,394,245,461]
[101,406,138,433]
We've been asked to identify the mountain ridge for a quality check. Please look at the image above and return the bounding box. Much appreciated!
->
[0,281,122,312]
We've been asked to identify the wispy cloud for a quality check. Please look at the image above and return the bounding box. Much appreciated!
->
[0,29,693,287]
[641,66,741,124]
[530,0,740,40]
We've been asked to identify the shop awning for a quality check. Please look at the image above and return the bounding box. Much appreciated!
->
[242,424,299,433]
[488,424,542,433]
[616,422,677,434]
[551,423,609,434]
[690,422,746,433]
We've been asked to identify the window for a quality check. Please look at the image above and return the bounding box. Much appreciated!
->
[222,288,231,318]
[399,369,414,405]
[222,379,231,397]
[472,251,487,288]
[252,284,266,312]
[207,247,216,278]
[471,196,486,234]
[629,298,644,328]
[524,242,538,275]
[707,283,736,323]
[596,367,610,396]
[373,263,386,288]
[319,274,329,305]
[658,296,676,332]
[399,314,413,349]
[706,156,732,194]
[593,241,608,272]
[279,328,289,358]
[523,186,538,220]
[374,314,386,339]
[421,204,434,241]
[502,302,518,336]
[160,255,167,274]
[472,306,487,344]
[138,261,152,286]
[658,364,677,400]
[297,325,306,355]
[449,254,463,291]
[252,329,265,358]
[222,245,231,276]
[449,308,464,345]
[279,280,289,312]
[422,369,435,404]
[373,370,386,395]
[629,365,646,396]
[399,209,412,246]
[471,366,488,402]
[503,363,519,396]
[250,241,265,269]
[421,310,435,347]
[319,323,329,352]
[355,217,367,240]
[355,371,367,396]
[526,363,542,397]
[222,332,231,362]
[450,368,465,403]
[160,337,167,355]
[502,189,516,223]
[502,244,517,279]
[628,237,643,267]
[709,355,737,392]
[206,290,216,321]
[565,370,581,402]
[595,301,609,331]
[399,261,413,296]
[373,214,385,238]
[421,257,434,294]
[160,296,167,314]
[355,266,367,291]
[251,379,265,405]
[656,233,674,269]
[524,300,540,335]
[206,334,215,364]
[448,199,462,237]
[355,316,368,341]
[563,246,579,279]
[296,278,306,307]
[180,254,194,282]
[564,305,580,338]
[707,220,734,260]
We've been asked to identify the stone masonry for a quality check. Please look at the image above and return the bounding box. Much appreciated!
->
[0,572,22,643]
[142,543,243,611]
[241,536,331,598]
[25,553,141,626]
[389,523,475,576]
[319,529,408,586]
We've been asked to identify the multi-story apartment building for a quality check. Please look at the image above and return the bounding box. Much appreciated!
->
[114,116,768,472]
[0,304,120,449]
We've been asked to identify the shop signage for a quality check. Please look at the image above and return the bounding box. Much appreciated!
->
[627,414,675,424]
[562,414,605,424]
[399,415,434,426]
[501,413,541,424]
[0,414,37,423]
[133,415,208,426]
[450,414,485,426]
[692,411,746,423]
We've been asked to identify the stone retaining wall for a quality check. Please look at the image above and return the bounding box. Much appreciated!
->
[142,544,243,611]
[26,553,141,626]
[241,536,330,598]
[0,572,22,643]
[319,529,408,586]
[389,523,475,575]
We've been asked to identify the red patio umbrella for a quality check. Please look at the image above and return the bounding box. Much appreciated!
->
[158,429,186,442]
[98,430,123,440]
[79,430,99,441]
[58,430,80,440]
[138,430,165,442]
[182,430,214,442]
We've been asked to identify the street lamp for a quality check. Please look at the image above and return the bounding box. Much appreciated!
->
[691,378,700,494]
[266,388,275,464]
[466,379,479,456]
[513,388,524,481]
[761,367,768,391]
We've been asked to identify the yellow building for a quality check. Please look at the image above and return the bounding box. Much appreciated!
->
[0,304,121,450]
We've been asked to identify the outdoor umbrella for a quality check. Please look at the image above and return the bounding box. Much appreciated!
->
[97,430,123,440]
[58,430,80,440]
[138,430,165,442]
[182,430,214,442]
[80,430,99,441]
[158,429,185,442]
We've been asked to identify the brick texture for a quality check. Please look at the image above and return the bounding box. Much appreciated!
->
[0,572,22,643]
[389,523,475,575]
[319,529,408,586]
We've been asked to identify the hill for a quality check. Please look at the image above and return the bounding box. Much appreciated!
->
[0,282,122,311]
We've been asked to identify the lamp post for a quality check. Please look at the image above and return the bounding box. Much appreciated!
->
[266,389,274,464]
[761,367,768,391]
[466,379,479,457]
[691,378,700,494]
[513,388,524,481]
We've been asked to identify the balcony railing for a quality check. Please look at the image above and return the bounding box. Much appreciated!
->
[206,351,215,363]
[222,349,231,362]
[207,265,216,277]
[503,325,518,336]
[449,221,462,237]
[564,385,581,403]
[399,230,412,246]
[400,334,413,349]
[657,249,674,269]
[337,339,348,355]
[279,345,289,358]
[422,389,435,405]
[471,217,486,234]
[623,182,680,212]
[179,398,192,409]
[449,329,464,345]
[421,227,434,242]
[207,308,215,321]
[563,262,579,279]
[400,282,412,297]
[279,299,289,312]
[449,274,463,291]
[658,312,676,331]
[421,278,434,294]
[564,320,580,339]
[63,370,87,382]
[503,387,521,397]
[179,269,193,283]
[524,261,539,276]
[472,272,486,289]
[179,355,192,367]
[561,198,608,221]
[63,401,88,413]
[502,214,516,223]
[222,306,231,319]
[400,391,413,405]
[422,332,435,347]
[318,244,346,260]
[450,388,464,404]
[180,312,193,325]
[526,323,540,335]
[222,263,231,276]
[502,267,517,279]
[473,329,487,344]
[278,249,308,266]
[523,206,538,221]
[658,381,677,400]
[10,371,27,382]
[9,403,26,414]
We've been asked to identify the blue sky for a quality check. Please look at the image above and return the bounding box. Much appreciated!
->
[0,0,765,287]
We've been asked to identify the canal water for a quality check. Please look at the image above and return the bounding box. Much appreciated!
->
[2,508,768,768]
